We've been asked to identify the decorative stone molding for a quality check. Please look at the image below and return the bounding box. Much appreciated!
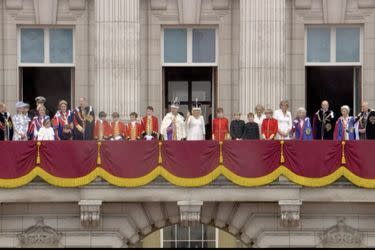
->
[358,0,375,9]
[33,0,58,24]
[319,218,364,248]
[211,0,230,10]
[18,217,62,248]
[150,0,167,10]
[79,200,102,228]
[5,0,23,10]
[278,200,302,228]
[177,0,202,24]
[294,0,312,10]
[322,0,347,23]
[69,0,86,10]
[178,200,203,227]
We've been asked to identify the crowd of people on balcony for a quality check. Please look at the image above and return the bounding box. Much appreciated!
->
[0,96,375,142]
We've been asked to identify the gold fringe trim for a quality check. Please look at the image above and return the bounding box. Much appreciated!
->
[280,140,285,164]
[219,142,223,164]
[341,141,346,165]
[3,151,375,188]
[36,142,41,165]
[97,142,102,165]
[158,142,163,164]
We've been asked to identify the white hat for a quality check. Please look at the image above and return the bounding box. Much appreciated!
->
[171,97,180,109]
[16,101,26,109]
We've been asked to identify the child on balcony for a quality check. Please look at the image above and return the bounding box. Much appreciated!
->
[261,109,278,140]
[37,119,55,141]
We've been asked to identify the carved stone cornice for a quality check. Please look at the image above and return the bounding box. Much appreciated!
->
[177,0,202,24]
[178,200,203,227]
[294,0,375,23]
[79,200,102,228]
[278,200,302,228]
[319,218,364,248]
[18,217,62,248]
[150,0,230,24]
[5,0,23,10]
[150,0,167,10]
[69,0,86,10]
[33,0,58,24]
[211,0,230,10]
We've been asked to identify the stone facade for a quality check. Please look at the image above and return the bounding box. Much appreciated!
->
[0,179,373,247]
[1,0,375,118]
[1,0,375,248]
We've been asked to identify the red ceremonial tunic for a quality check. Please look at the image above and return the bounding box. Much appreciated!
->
[261,118,278,140]
[141,116,159,137]
[94,120,112,140]
[212,117,229,141]
[125,122,143,140]
[110,121,126,140]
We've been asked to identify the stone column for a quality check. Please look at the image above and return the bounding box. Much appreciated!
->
[94,0,140,117]
[0,2,3,103]
[239,0,286,115]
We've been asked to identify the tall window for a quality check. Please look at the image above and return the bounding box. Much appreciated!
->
[305,25,362,65]
[162,27,217,66]
[161,224,217,248]
[19,27,74,66]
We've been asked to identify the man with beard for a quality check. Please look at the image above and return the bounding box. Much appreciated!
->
[312,100,335,140]
[354,101,371,140]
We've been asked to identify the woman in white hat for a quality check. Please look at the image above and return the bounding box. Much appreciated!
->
[186,101,206,141]
[334,105,356,141]
[12,102,30,141]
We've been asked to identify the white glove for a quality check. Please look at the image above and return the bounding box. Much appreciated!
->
[145,135,153,141]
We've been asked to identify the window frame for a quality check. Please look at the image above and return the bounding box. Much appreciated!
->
[18,26,75,67]
[161,26,219,67]
[160,224,219,248]
[305,25,363,66]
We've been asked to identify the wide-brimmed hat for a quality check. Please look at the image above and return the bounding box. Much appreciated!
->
[15,101,26,109]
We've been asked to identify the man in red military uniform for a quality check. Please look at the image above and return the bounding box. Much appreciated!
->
[94,111,112,141]
[212,107,229,141]
[125,112,143,141]
[141,106,159,140]
[261,109,278,140]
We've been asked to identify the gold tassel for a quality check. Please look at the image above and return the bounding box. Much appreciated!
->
[341,141,346,165]
[97,142,102,165]
[280,140,285,164]
[36,141,41,165]
[158,142,163,165]
[219,141,223,164]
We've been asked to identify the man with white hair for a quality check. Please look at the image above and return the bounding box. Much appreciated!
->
[292,107,313,140]
[354,101,371,140]
[160,98,186,141]
[334,105,356,141]
[0,103,13,141]
[313,100,335,140]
